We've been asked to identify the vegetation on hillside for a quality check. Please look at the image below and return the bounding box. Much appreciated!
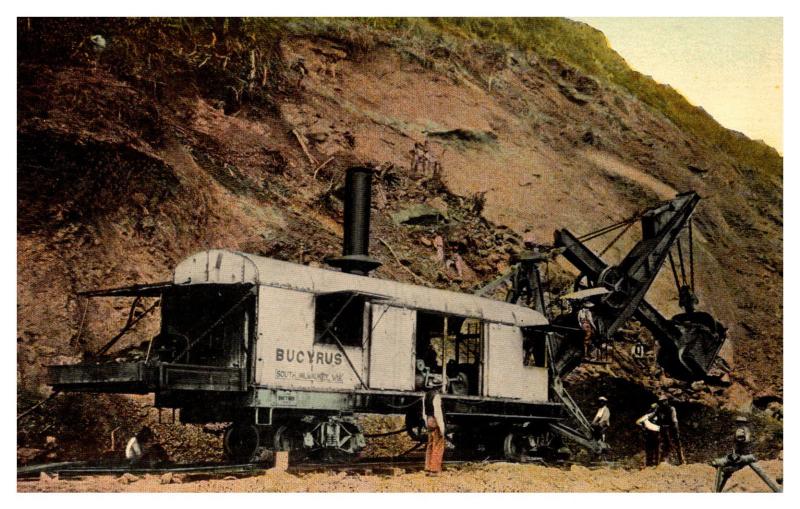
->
[289,17,782,178]
[18,17,782,181]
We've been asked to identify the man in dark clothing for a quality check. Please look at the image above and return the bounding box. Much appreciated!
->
[636,403,661,466]
[655,395,684,465]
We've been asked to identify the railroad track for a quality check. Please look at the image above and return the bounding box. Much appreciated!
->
[17,461,272,480]
[18,455,620,480]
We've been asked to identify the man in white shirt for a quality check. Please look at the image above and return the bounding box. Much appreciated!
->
[591,396,610,442]
[125,426,153,465]
[636,403,661,466]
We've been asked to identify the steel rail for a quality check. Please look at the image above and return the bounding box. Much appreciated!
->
[19,455,620,480]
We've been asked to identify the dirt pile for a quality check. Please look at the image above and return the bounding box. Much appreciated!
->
[17,18,782,464]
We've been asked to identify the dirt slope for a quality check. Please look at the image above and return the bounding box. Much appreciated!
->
[17,19,782,463]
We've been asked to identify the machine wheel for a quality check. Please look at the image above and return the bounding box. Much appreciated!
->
[273,423,308,463]
[502,432,528,461]
[223,422,260,462]
[528,430,562,460]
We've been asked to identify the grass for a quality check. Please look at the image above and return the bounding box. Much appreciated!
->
[19,17,781,181]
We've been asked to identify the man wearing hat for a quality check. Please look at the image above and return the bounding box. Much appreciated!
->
[636,403,661,466]
[591,396,611,443]
[577,299,597,358]
[655,395,684,465]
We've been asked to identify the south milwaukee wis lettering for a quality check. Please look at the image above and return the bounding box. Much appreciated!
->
[275,348,343,365]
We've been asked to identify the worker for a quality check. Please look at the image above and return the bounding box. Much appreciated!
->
[411,142,424,173]
[636,403,661,466]
[423,389,446,475]
[655,395,685,465]
[577,300,597,358]
[125,426,153,465]
[711,415,781,493]
[422,342,440,373]
[591,396,611,442]
[126,426,169,466]
[733,415,752,456]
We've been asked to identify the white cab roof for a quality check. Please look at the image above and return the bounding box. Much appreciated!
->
[174,249,548,327]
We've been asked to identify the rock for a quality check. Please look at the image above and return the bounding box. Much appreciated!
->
[753,391,782,409]
[307,131,329,143]
[581,130,598,146]
[426,197,449,218]
[427,128,497,144]
[690,381,705,392]
[118,473,139,484]
[419,236,432,247]
[767,401,782,412]
[557,83,592,105]
[223,476,237,481]
[687,164,708,174]
[160,472,173,484]
[391,204,445,226]
[575,76,600,96]
[39,471,57,483]
[17,447,43,463]
[722,383,753,413]
[711,385,726,395]
[140,216,156,230]
[766,401,783,420]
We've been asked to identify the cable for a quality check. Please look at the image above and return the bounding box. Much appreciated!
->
[393,441,424,459]
[577,219,634,242]
[598,221,635,258]
[575,210,645,242]
[667,251,682,295]
[676,237,688,286]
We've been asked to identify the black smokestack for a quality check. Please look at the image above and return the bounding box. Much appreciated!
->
[326,166,382,275]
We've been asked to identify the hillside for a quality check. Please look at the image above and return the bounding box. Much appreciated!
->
[17,18,782,462]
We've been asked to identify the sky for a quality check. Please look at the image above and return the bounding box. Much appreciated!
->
[574,17,783,154]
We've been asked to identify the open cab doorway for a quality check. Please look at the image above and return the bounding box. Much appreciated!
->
[48,283,255,394]
[414,312,484,396]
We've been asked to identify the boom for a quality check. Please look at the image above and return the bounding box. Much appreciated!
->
[553,191,726,380]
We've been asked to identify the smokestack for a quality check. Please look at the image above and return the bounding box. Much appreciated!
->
[326,166,382,275]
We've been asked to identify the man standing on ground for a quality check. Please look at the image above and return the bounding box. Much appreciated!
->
[636,403,661,466]
[655,395,684,465]
[591,396,611,443]
[125,426,152,465]
[423,389,446,475]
